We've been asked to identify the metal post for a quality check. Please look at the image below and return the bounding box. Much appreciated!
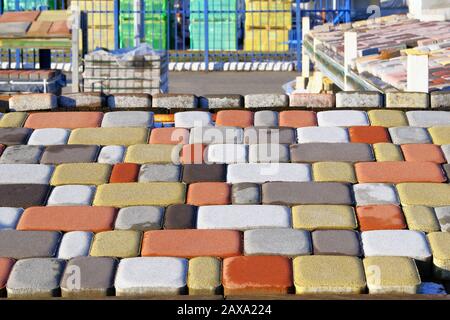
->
[114,0,120,50]
[133,0,141,47]
[346,0,351,23]
[295,0,302,73]
[15,0,20,69]
[203,0,209,72]
[71,8,80,93]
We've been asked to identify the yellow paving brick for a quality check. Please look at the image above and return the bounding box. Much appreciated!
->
[93,182,186,207]
[68,128,149,146]
[368,110,408,127]
[51,163,111,186]
[0,112,28,128]
[373,143,404,162]
[90,230,142,258]
[313,162,356,183]
[125,144,179,164]
[427,232,450,280]
[403,206,441,233]
[188,257,221,295]
[397,183,450,207]
[292,205,357,231]
[428,127,450,145]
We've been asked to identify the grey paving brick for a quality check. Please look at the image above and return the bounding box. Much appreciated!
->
[115,206,164,231]
[199,94,243,109]
[430,91,450,109]
[9,94,57,111]
[336,91,383,108]
[254,111,279,127]
[153,94,198,109]
[101,111,154,128]
[0,230,61,259]
[0,145,43,164]
[138,164,181,182]
[107,94,152,109]
[245,94,289,108]
[388,127,431,144]
[0,128,32,145]
[59,93,104,109]
[386,92,429,109]
[290,143,374,163]
[231,183,261,204]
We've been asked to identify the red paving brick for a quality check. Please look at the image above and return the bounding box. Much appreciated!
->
[401,144,446,163]
[109,163,140,183]
[279,111,318,128]
[181,144,206,164]
[47,21,71,36]
[24,112,103,129]
[0,258,14,290]
[149,127,189,145]
[17,206,117,233]
[356,205,407,231]
[222,256,293,295]
[0,11,40,23]
[141,230,242,258]
[215,110,254,128]
[187,182,231,206]
[349,126,391,144]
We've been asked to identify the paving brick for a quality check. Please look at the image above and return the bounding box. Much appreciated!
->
[443,164,450,180]
[138,164,180,182]
[0,145,43,164]
[279,111,317,128]
[0,112,28,128]
[125,144,177,164]
[373,143,404,161]
[109,163,139,183]
[198,94,243,109]
[61,257,118,298]
[41,145,99,165]
[442,145,450,162]
[197,205,291,230]
[397,183,450,207]
[386,92,429,109]
[205,144,248,164]
[153,94,197,109]
[245,94,289,109]
[431,91,450,109]
[182,164,226,183]
[97,146,125,164]
[244,127,295,145]
[406,111,450,127]
[249,144,290,163]
[0,184,50,208]
[215,110,254,128]
[115,206,163,231]
[313,162,356,183]
[187,182,230,206]
[190,127,244,144]
[57,231,93,260]
[293,256,366,294]
[354,183,399,206]
[107,93,152,109]
[48,20,70,36]
[90,230,141,258]
[50,185,91,205]
[163,205,197,229]
[317,110,369,127]
[427,232,450,280]
[363,257,421,294]
[0,21,30,36]
[188,257,221,295]
[180,144,206,164]
[403,206,441,233]
[223,256,292,295]
[297,127,349,143]
[150,127,190,145]
[356,205,406,231]
[51,163,111,186]
[291,143,374,163]
[0,230,60,259]
[401,144,446,163]
[363,230,432,264]
[312,230,361,256]
[231,183,260,204]
[24,112,103,129]
[349,126,390,144]
[292,205,357,231]
[59,93,104,109]
[174,111,212,129]
[142,229,241,258]
[0,11,40,22]
[263,182,353,206]
[101,111,154,128]
[0,208,23,230]
[0,164,53,184]
[9,94,57,111]
[254,111,278,127]
[289,93,335,108]
[227,163,311,183]
[434,207,450,232]
[244,229,311,257]
[336,91,383,108]
[6,258,65,298]
[368,110,408,127]
[27,128,70,146]
[428,127,450,145]
[355,161,446,183]
[69,128,149,146]
[0,258,14,291]
[93,182,186,207]
[115,257,188,296]
[0,128,31,145]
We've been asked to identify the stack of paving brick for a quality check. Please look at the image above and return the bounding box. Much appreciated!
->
[82,50,168,94]
[0,69,64,95]
[0,91,450,298]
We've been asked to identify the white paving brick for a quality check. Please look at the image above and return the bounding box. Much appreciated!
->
[317,111,369,127]
[206,144,248,164]
[189,126,244,144]
[354,183,399,205]
[115,257,188,296]
[101,111,154,128]
[97,146,126,164]
[47,185,96,206]
[441,145,450,162]
[434,207,450,232]
[57,231,93,260]
[197,205,291,231]
[0,164,53,184]
[297,127,349,143]
[406,111,450,127]
[361,230,432,262]
[227,163,311,183]
[388,127,431,144]
[174,111,213,129]
[115,206,164,231]
[0,208,23,229]
[27,128,70,146]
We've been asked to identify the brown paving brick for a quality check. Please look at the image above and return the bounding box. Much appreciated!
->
[181,144,206,165]
[356,205,407,231]
[149,127,189,145]
[0,184,49,208]
[223,256,293,295]
[163,205,197,229]
[349,126,391,144]
[401,144,446,164]
[141,230,241,258]
[182,164,226,183]
[27,21,52,36]
[0,258,14,291]
[355,162,446,183]
[0,128,31,145]
[290,143,374,163]
[109,163,139,183]
[47,21,70,36]
[17,206,117,233]
[279,111,317,128]
[0,230,60,259]
[216,110,254,128]
[40,145,99,165]
[187,182,230,206]
[0,11,40,23]
[24,112,103,129]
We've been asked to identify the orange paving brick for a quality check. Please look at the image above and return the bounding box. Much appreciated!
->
[149,127,189,145]
[215,110,254,128]
[24,112,103,129]
[0,11,40,23]
[27,21,52,36]
[355,162,446,183]
[349,126,391,144]
[181,144,206,164]
[279,111,318,128]
[17,206,117,233]
[401,144,446,163]
[48,21,71,36]
[356,205,407,231]
[109,163,140,183]
[222,256,293,295]
[0,258,14,290]
[141,230,242,258]
[187,182,231,206]
[154,114,174,123]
